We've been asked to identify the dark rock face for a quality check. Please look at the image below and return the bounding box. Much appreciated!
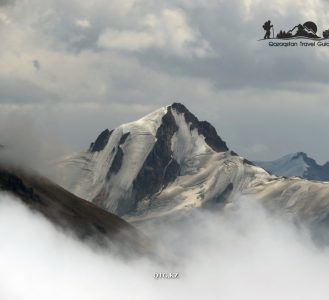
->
[203,183,233,209]
[230,150,239,156]
[198,121,228,152]
[89,129,113,152]
[243,158,255,166]
[119,132,130,145]
[163,159,180,185]
[231,151,255,167]
[107,148,124,179]
[0,169,42,205]
[106,133,130,180]
[123,107,180,215]
[171,103,228,152]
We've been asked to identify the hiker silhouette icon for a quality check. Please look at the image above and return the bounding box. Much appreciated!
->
[263,20,273,39]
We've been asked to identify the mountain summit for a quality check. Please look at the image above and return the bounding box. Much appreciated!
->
[55,103,329,230]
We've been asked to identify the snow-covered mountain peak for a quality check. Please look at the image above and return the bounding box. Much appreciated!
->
[254,152,329,181]
[88,102,228,157]
[253,152,310,178]
[55,103,229,215]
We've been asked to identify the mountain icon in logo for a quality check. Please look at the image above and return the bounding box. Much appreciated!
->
[277,21,319,39]
[260,20,329,40]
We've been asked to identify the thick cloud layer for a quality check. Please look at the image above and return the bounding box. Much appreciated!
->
[2,192,329,300]
[0,0,329,162]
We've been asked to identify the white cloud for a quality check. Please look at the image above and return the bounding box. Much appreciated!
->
[2,193,329,299]
[98,29,158,51]
[0,11,9,24]
[98,8,213,57]
[75,19,91,28]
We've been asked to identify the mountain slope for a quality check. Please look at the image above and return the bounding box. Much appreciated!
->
[254,152,329,181]
[0,165,151,256]
[55,103,329,231]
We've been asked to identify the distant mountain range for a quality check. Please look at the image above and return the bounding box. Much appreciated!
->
[254,152,329,181]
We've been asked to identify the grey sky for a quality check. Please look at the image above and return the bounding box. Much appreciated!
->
[1,0,329,163]
[0,0,14,6]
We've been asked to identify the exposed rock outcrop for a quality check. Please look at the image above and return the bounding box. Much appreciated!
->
[171,103,228,152]
[128,107,180,214]
[89,129,113,152]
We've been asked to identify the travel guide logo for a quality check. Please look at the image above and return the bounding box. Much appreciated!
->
[259,20,329,47]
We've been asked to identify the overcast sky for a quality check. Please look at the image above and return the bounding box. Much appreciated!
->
[1,0,329,163]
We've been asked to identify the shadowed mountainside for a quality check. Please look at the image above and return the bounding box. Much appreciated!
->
[0,164,153,258]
